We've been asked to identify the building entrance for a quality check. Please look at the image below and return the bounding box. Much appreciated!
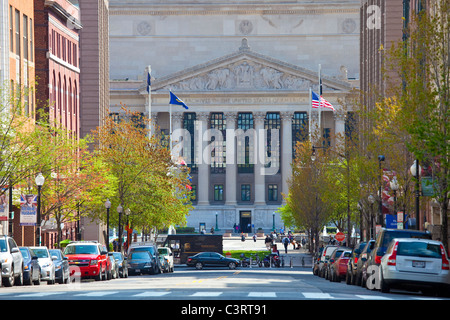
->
[239,211,252,233]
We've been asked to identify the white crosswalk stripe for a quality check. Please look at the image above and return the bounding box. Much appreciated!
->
[302,292,333,299]
[15,292,63,298]
[248,292,277,298]
[191,291,223,297]
[134,291,171,297]
[74,291,119,297]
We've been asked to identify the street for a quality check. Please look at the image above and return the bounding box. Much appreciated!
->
[0,238,448,301]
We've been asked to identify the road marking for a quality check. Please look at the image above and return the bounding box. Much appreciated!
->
[75,291,119,297]
[355,295,392,300]
[191,291,223,297]
[15,292,62,298]
[134,291,171,297]
[248,292,277,298]
[302,292,333,299]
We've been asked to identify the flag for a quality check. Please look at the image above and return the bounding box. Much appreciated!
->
[169,91,189,109]
[311,90,320,108]
[311,90,335,111]
[146,72,151,93]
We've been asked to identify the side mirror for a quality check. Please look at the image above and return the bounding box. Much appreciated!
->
[11,247,19,254]
[52,255,58,260]
[101,251,108,255]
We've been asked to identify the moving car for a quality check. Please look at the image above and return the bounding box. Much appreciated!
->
[379,238,450,296]
[49,249,70,284]
[128,251,154,275]
[64,241,110,281]
[0,235,24,287]
[19,247,41,285]
[186,252,240,270]
[30,246,56,284]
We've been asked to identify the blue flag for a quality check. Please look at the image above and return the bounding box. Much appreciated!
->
[169,91,189,109]
[147,72,151,93]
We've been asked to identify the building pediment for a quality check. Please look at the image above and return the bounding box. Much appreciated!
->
[151,39,352,93]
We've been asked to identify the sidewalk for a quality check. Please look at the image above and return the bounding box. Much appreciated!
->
[223,236,313,269]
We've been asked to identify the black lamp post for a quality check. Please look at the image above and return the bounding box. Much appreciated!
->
[105,199,111,251]
[117,204,123,252]
[35,173,45,246]
[378,155,385,226]
[410,160,421,230]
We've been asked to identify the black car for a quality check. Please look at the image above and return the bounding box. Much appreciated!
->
[128,251,154,275]
[128,244,161,274]
[186,252,240,270]
[346,241,367,285]
[358,240,375,287]
[19,247,41,285]
[112,252,128,278]
[49,249,70,284]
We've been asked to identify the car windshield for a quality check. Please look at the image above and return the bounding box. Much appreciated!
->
[397,242,441,258]
[64,245,99,255]
[343,251,352,258]
[130,252,150,260]
[382,231,430,247]
[19,248,30,259]
[33,248,49,258]
[158,248,168,255]
[0,239,7,252]
[112,252,122,260]
[49,250,62,260]
[132,247,155,256]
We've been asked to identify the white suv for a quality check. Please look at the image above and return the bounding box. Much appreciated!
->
[158,247,174,273]
[0,235,24,287]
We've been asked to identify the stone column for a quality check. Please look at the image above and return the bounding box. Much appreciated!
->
[196,112,210,206]
[253,111,266,205]
[225,112,237,206]
[281,111,294,204]
[150,112,158,136]
[334,111,346,140]
[171,112,183,160]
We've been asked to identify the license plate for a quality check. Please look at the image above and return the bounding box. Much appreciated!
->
[412,261,425,268]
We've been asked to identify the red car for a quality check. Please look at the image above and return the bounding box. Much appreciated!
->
[64,241,112,281]
[329,250,352,282]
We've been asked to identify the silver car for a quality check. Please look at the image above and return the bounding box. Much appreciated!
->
[0,236,24,287]
[379,238,450,296]
[30,246,56,284]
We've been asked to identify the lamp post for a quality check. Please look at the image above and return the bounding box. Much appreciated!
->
[35,173,45,246]
[410,160,421,230]
[357,202,363,242]
[368,194,375,239]
[117,204,123,252]
[215,212,219,231]
[272,212,276,232]
[125,208,131,251]
[378,155,385,227]
[390,176,399,216]
[105,199,111,251]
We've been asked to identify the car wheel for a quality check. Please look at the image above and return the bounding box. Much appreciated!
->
[195,262,203,270]
[95,267,103,281]
[4,268,14,287]
[15,266,23,286]
[228,262,237,270]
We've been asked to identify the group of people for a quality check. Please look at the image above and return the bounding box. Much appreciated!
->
[263,231,304,254]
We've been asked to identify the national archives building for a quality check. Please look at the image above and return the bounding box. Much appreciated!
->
[108,0,360,233]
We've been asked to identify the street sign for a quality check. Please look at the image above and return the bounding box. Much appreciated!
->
[335,232,345,242]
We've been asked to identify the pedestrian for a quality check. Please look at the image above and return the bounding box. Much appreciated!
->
[252,234,257,242]
[265,235,272,250]
[282,236,290,254]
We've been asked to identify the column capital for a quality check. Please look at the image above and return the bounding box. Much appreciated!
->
[224,111,237,122]
[197,112,210,121]
[172,111,184,122]
[280,111,294,121]
[253,111,266,122]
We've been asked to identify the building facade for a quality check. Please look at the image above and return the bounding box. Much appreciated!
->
[109,0,360,232]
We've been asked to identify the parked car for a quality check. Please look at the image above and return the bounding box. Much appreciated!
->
[325,247,351,280]
[186,252,240,270]
[312,246,324,276]
[128,242,161,274]
[64,241,110,281]
[318,245,338,278]
[329,250,352,282]
[128,251,154,275]
[49,249,70,284]
[112,252,128,278]
[109,255,119,279]
[0,235,24,287]
[19,247,41,285]
[159,255,170,273]
[358,240,376,287]
[158,247,174,272]
[346,241,367,285]
[379,238,450,296]
[30,246,56,285]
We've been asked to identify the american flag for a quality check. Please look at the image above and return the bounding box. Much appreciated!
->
[312,90,335,111]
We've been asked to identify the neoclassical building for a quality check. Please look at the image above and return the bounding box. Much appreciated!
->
[108,0,360,232]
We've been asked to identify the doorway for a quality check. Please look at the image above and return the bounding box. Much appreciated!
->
[239,211,252,233]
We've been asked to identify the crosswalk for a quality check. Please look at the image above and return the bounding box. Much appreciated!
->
[0,290,446,300]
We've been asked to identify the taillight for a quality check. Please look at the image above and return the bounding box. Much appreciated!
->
[375,255,382,265]
[440,244,449,270]
[387,242,398,266]
[354,257,358,264]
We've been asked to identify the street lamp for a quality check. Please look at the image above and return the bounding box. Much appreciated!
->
[125,208,131,251]
[105,199,111,251]
[368,194,375,239]
[378,155,385,227]
[272,212,276,232]
[215,212,219,232]
[390,176,399,217]
[35,173,45,246]
[410,160,421,230]
[117,204,123,252]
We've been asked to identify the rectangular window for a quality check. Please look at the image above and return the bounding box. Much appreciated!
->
[214,185,224,201]
[237,112,254,173]
[9,6,13,52]
[292,112,308,155]
[191,185,197,202]
[29,18,33,62]
[23,15,28,60]
[268,184,278,201]
[15,9,20,56]
[241,184,251,201]
[183,113,197,173]
[265,112,280,171]
[210,112,226,173]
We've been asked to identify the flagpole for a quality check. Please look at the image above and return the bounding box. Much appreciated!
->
[169,102,172,155]
[318,64,322,140]
[309,87,312,142]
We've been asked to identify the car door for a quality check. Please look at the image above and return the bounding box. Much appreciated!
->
[208,253,223,266]
[9,238,21,274]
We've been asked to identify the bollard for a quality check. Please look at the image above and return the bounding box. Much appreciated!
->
[302,256,305,267]
[290,257,293,268]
